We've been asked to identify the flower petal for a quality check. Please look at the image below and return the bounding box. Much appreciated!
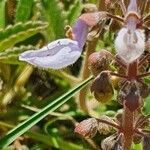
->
[19,39,81,69]
[127,0,138,12]
[72,19,88,48]
[115,28,145,63]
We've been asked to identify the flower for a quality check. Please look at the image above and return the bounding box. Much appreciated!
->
[115,28,145,63]
[19,12,107,69]
[115,0,145,64]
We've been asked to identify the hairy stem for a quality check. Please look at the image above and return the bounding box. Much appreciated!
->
[122,106,134,150]
[79,38,98,113]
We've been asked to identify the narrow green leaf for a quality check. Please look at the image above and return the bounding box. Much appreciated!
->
[67,0,82,25]
[15,0,34,22]
[27,132,83,150]
[0,121,83,150]
[0,76,93,148]
[0,21,48,51]
[41,0,66,40]
[0,0,6,28]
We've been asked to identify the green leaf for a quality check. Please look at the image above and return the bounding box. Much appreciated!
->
[41,0,66,40]
[0,21,48,51]
[0,0,6,28]
[27,132,83,150]
[0,76,93,148]
[67,0,82,25]
[0,121,83,150]
[15,0,34,22]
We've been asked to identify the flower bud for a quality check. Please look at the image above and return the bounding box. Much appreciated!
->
[139,83,150,98]
[124,82,143,112]
[143,136,150,150]
[133,134,142,144]
[74,118,98,139]
[101,134,122,150]
[81,4,98,13]
[98,115,115,135]
[88,50,113,76]
[90,71,114,103]
[115,112,123,126]
[117,81,130,105]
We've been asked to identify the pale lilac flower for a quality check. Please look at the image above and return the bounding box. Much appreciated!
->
[19,19,88,69]
[19,12,107,69]
[115,28,145,63]
[115,0,145,64]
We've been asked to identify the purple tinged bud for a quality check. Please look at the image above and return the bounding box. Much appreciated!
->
[124,82,143,112]
[88,50,113,76]
[91,71,114,103]
[74,118,98,139]
[101,134,123,150]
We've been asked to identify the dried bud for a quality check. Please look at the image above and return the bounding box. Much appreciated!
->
[91,71,114,103]
[115,112,123,126]
[143,136,150,150]
[117,81,130,105]
[101,134,123,150]
[88,50,113,76]
[124,82,143,112]
[74,118,98,138]
[139,83,150,98]
[133,134,142,144]
[145,38,150,51]
[98,115,115,135]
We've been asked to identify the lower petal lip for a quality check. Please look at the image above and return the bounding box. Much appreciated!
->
[19,38,82,69]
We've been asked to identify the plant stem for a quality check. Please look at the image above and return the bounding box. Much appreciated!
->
[79,38,98,114]
[122,106,134,150]
[135,114,150,128]
[96,118,120,129]
[137,72,150,78]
